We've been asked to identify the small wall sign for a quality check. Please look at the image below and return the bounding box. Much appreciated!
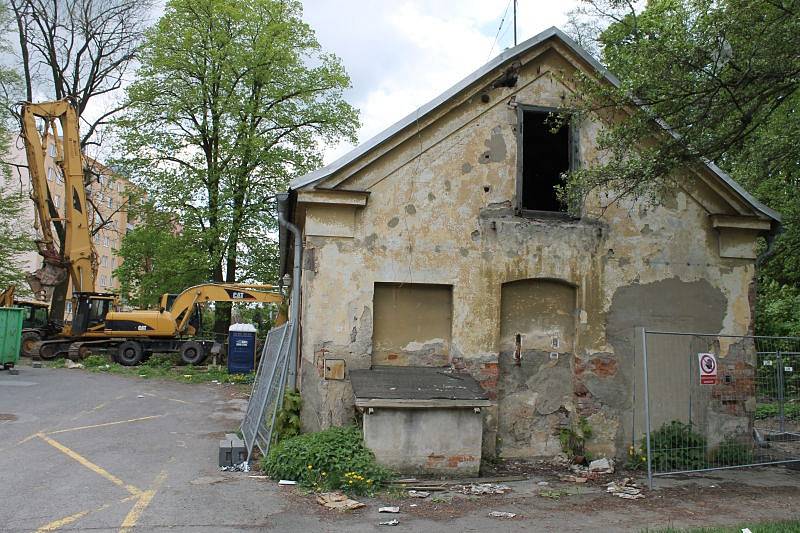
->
[698,353,717,385]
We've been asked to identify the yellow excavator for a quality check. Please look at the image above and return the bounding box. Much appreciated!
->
[21,98,284,365]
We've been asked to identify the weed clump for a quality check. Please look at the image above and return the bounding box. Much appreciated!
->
[262,426,393,495]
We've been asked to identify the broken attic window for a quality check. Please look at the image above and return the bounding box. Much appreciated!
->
[519,109,571,213]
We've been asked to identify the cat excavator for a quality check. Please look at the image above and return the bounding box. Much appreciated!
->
[21,98,284,364]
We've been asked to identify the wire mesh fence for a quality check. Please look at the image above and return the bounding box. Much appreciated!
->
[641,329,800,488]
[241,322,293,462]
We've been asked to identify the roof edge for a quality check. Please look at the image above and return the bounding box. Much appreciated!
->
[291,26,779,224]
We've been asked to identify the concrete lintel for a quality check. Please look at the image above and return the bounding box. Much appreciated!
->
[710,214,772,232]
[297,189,369,206]
[355,398,494,409]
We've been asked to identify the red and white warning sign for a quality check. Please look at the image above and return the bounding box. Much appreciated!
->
[698,353,717,385]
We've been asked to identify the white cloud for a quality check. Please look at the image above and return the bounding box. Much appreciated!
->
[302,0,581,164]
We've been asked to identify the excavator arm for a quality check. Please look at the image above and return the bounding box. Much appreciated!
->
[20,99,97,298]
[168,283,284,335]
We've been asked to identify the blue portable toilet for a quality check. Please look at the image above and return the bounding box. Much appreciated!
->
[228,323,257,374]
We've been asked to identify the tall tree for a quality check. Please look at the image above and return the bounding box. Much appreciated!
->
[0,2,33,290]
[115,0,358,333]
[115,201,210,309]
[565,0,800,334]
[8,0,153,318]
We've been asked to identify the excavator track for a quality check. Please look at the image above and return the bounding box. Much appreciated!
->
[68,341,90,360]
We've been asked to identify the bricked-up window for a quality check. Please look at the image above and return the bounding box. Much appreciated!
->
[372,283,452,367]
[517,107,573,213]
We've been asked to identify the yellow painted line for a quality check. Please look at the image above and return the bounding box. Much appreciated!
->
[47,415,164,435]
[167,397,189,404]
[34,495,137,532]
[119,470,167,532]
[37,433,141,496]
[35,509,91,532]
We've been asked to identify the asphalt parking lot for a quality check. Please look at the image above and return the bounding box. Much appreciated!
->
[3,364,800,533]
[0,364,285,532]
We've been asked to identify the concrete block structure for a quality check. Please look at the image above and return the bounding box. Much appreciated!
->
[278,27,780,464]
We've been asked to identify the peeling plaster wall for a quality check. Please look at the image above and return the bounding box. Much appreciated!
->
[296,46,761,459]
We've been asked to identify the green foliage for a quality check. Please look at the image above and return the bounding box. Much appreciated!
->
[559,416,593,458]
[565,1,800,336]
[262,426,393,495]
[272,390,301,444]
[116,201,210,308]
[708,437,753,467]
[47,353,254,384]
[642,520,800,533]
[647,421,707,471]
[113,0,358,309]
[755,402,800,421]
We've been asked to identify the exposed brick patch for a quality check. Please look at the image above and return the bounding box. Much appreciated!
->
[447,454,477,468]
[589,356,617,377]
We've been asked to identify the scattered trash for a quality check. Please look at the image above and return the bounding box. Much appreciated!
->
[537,481,549,486]
[278,480,297,485]
[379,519,399,526]
[220,461,250,473]
[489,511,517,519]
[742,529,753,533]
[139,374,146,377]
[379,506,400,513]
[606,478,644,499]
[407,490,430,498]
[559,474,588,483]
[409,504,418,508]
[452,483,511,495]
[316,492,365,511]
[588,458,614,474]
[211,380,220,384]
[570,464,589,476]
[136,395,145,398]
[248,475,269,479]
[64,359,84,369]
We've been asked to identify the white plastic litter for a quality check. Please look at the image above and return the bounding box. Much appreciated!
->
[379,506,400,513]
[220,461,250,472]
[379,519,399,526]
[489,511,517,518]
[407,490,430,498]
[278,480,297,485]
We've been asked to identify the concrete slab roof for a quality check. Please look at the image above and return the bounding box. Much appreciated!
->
[350,366,489,401]
[289,26,779,223]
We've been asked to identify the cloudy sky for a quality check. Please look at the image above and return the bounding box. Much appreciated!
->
[301,0,581,163]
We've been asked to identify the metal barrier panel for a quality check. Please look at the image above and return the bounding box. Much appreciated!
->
[641,329,800,488]
[240,323,292,461]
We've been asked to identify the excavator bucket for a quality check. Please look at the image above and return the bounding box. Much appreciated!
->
[26,262,67,301]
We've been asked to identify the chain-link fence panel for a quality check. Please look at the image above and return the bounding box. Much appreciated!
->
[241,323,292,461]
[640,329,800,488]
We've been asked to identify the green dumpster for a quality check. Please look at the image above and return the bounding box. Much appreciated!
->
[0,307,24,370]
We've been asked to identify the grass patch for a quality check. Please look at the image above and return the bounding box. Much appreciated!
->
[262,426,393,496]
[643,520,800,532]
[46,354,254,384]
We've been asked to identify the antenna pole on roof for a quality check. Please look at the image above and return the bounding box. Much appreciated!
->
[513,0,517,46]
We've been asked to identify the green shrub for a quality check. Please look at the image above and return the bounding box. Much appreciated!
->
[708,437,754,466]
[559,416,593,458]
[756,402,800,420]
[262,426,393,495]
[272,391,301,444]
[648,421,707,471]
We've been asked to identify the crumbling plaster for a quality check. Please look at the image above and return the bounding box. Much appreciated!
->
[295,45,763,458]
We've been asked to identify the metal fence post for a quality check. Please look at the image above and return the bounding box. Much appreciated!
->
[777,351,785,434]
[640,327,654,490]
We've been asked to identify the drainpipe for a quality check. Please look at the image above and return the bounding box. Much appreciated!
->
[276,192,302,391]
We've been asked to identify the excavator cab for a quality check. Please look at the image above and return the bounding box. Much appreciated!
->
[71,293,116,335]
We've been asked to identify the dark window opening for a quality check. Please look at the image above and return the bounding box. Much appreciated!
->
[520,109,571,212]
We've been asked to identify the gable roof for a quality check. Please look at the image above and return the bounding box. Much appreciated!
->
[290,26,779,224]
